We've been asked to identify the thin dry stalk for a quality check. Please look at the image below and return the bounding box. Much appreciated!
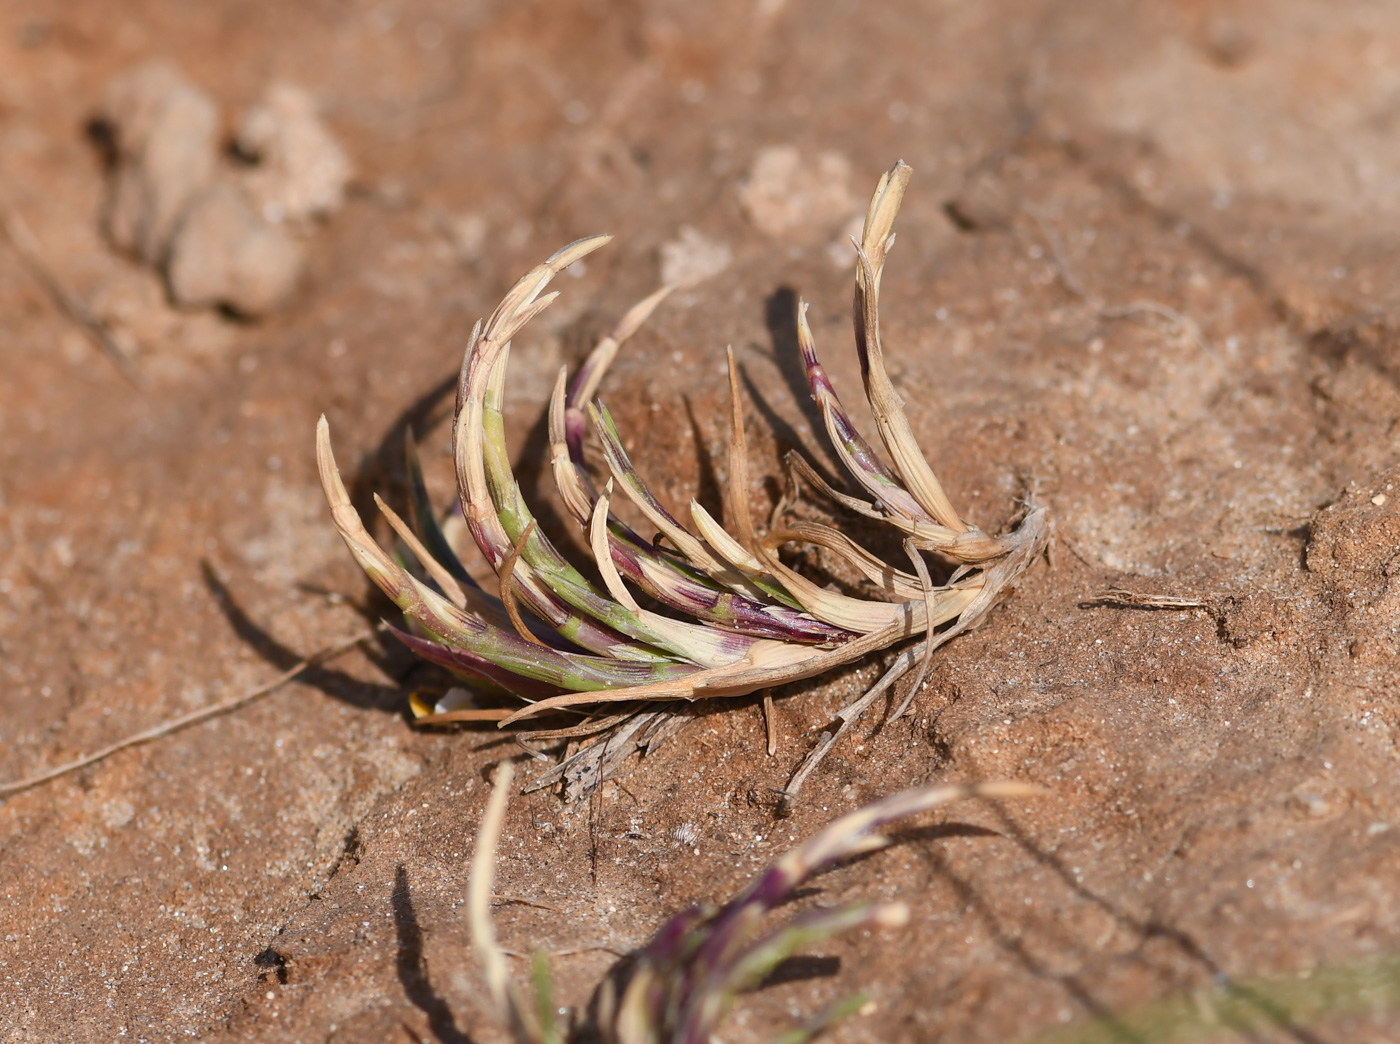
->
[1099,300,1218,364]
[761,690,778,757]
[0,629,374,798]
[1083,587,1223,637]
[0,202,142,386]
[469,760,544,1042]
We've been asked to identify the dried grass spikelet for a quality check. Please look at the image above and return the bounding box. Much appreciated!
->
[316,161,1048,785]
[470,761,1045,1044]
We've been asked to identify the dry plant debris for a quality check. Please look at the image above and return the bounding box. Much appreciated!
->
[0,202,142,385]
[0,630,375,798]
[470,761,1042,1044]
[317,161,1049,799]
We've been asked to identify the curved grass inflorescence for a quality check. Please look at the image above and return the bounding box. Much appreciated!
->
[470,761,1044,1044]
[317,161,1049,797]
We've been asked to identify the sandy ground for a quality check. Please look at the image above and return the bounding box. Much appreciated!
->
[3,1,1400,1041]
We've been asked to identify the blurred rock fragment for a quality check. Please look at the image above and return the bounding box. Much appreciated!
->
[739,146,856,241]
[95,65,349,318]
[234,83,351,224]
[167,181,305,316]
[659,226,731,288]
[96,62,219,265]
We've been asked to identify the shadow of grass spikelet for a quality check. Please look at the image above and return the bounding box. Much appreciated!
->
[317,161,1049,795]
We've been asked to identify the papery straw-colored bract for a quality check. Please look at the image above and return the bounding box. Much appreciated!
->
[469,761,1044,1044]
[317,161,1048,764]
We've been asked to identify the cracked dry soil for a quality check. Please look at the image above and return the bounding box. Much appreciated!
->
[3,2,1400,1041]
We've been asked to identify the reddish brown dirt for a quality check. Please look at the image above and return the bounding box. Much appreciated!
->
[3,2,1400,1042]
